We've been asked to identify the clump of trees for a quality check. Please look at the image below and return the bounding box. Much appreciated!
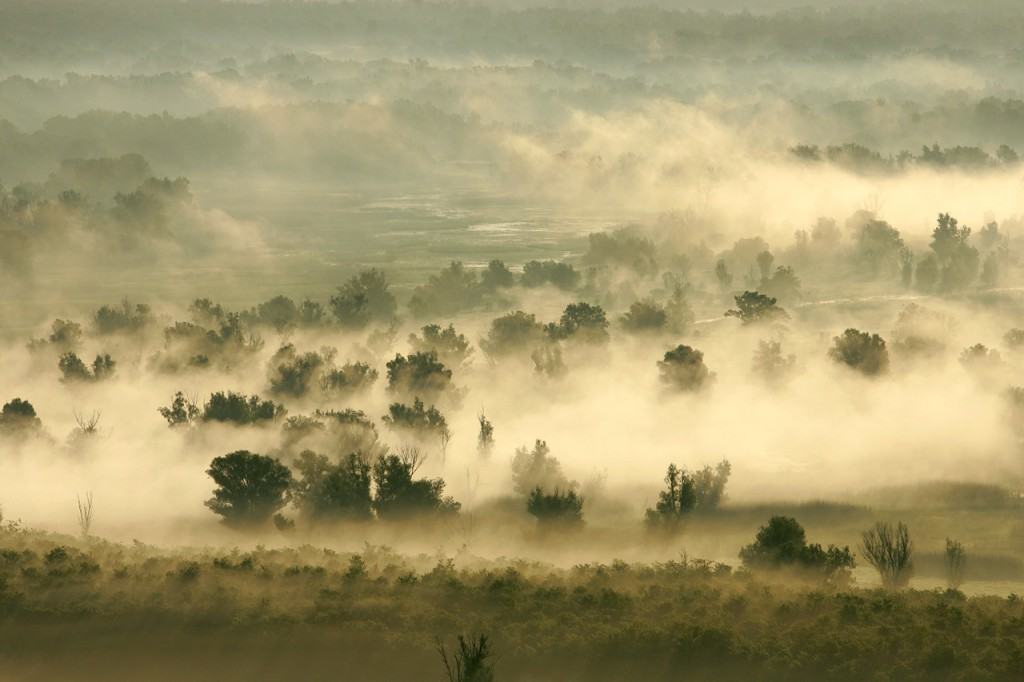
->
[645,461,731,529]
[479,311,545,359]
[94,299,152,335]
[861,521,914,589]
[291,451,373,522]
[527,487,584,528]
[520,260,579,290]
[267,344,377,399]
[0,398,43,436]
[372,448,460,519]
[545,302,609,344]
[725,291,788,325]
[916,214,980,293]
[511,440,573,496]
[329,268,397,329]
[752,340,795,385]
[386,351,456,402]
[581,229,658,276]
[829,329,889,375]
[657,345,713,391]
[28,319,83,354]
[200,391,285,425]
[58,352,116,383]
[280,409,387,461]
[408,323,473,368]
[156,309,263,372]
[408,261,486,318]
[739,516,855,582]
[382,398,450,445]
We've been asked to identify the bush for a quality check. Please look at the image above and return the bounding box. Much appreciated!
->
[511,440,572,496]
[739,516,855,582]
[205,450,293,526]
[527,487,584,528]
[861,521,914,589]
[829,329,889,376]
[620,299,667,333]
[58,352,116,383]
[658,345,713,391]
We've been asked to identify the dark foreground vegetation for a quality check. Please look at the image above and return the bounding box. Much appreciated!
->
[0,519,1022,682]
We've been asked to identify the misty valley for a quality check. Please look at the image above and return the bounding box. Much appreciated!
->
[2,1,1024,681]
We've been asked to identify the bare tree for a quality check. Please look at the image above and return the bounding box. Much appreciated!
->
[77,492,94,537]
[438,634,495,682]
[74,410,102,434]
[861,521,913,589]
[440,426,452,464]
[944,538,967,589]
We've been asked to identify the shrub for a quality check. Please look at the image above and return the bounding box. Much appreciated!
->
[829,329,889,375]
[94,300,152,335]
[527,487,584,527]
[739,516,855,582]
[479,311,545,359]
[545,302,609,344]
[861,521,914,589]
[158,392,200,427]
[439,634,495,682]
[58,353,116,383]
[0,398,42,435]
[382,399,450,442]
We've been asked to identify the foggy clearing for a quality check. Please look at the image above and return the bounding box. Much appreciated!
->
[1,1,1024,680]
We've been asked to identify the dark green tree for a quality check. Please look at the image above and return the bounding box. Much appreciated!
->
[829,329,889,376]
[205,450,293,526]
[329,268,397,329]
[725,291,788,325]
[658,345,713,391]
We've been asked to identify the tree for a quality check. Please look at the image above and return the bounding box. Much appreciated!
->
[944,538,967,590]
[725,291,788,325]
[480,259,515,290]
[201,391,285,425]
[251,295,299,331]
[479,311,545,359]
[94,299,152,335]
[158,391,200,427]
[408,261,484,318]
[382,398,450,443]
[520,260,580,290]
[372,449,460,519]
[829,329,889,376]
[582,230,658,276]
[861,521,913,590]
[477,411,494,457]
[760,266,801,303]
[267,344,326,397]
[546,302,609,343]
[929,213,980,292]
[320,361,378,396]
[739,516,855,581]
[438,634,495,682]
[329,268,397,328]
[205,450,292,526]
[386,351,455,401]
[853,217,905,278]
[409,323,473,368]
[620,299,667,333]
[0,398,42,435]
[756,250,774,282]
[714,259,733,292]
[58,353,116,383]
[752,340,795,385]
[527,487,584,528]
[291,450,372,521]
[511,440,572,496]
[658,345,713,391]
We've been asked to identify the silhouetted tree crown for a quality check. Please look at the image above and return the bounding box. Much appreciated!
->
[658,344,713,391]
[829,328,889,375]
[205,450,293,526]
[329,268,397,329]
